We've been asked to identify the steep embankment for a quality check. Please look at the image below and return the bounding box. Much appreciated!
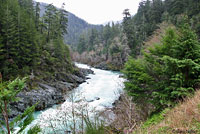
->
[134,89,200,134]
[125,22,200,134]
[10,67,94,118]
[4,2,96,118]
[110,21,200,134]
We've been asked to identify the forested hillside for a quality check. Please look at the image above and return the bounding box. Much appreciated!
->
[73,0,200,71]
[65,13,103,47]
[120,0,200,133]
[123,0,200,107]
[0,0,71,133]
[0,1,94,133]
[123,0,200,57]
[39,2,103,48]
[72,23,130,70]
[0,0,74,81]
[1,0,200,133]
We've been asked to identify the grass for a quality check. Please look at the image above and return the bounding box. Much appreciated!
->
[139,22,175,58]
[84,116,105,134]
[133,89,200,134]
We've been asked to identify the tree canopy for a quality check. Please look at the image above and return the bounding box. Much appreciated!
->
[0,0,73,81]
[123,22,200,111]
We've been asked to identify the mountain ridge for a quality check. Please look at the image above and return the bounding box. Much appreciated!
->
[39,2,103,47]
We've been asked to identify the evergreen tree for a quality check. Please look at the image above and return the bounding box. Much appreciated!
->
[123,9,131,20]
[0,0,21,79]
[123,22,200,111]
[35,2,40,31]
[77,34,87,54]
[88,28,98,51]
[0,0,72,82]
[150,0,164,23]
[122,14,139,57]
[44,4,56,42]
[59,3,68,37]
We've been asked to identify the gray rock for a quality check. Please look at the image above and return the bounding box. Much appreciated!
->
[94,62,109,70]
[9,67,94,118]
[87,99,94,102]
[87,97,100,103]
[10,83,65,118]
[95,97,100,100]
[79,68,94,76]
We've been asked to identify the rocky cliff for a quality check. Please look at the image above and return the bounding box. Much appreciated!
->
[10,67,93,118]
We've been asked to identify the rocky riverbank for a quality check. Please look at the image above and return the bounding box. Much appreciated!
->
[10,67,94,118]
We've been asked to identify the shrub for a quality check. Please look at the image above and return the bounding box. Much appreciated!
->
[123,22,200,111]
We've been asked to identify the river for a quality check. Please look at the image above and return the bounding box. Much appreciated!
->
[23,63,124,133]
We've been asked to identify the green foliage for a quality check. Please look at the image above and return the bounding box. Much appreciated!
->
[123,58,154,101]
[123,24,200,111]
[0,0,40,80]
[76,23,123,57]
[27,125,41,134]
[132,109,171,134]
[122,0,200,57]
[77,34,87,54]
[122,0,164,57]
[0,0,73,81]
[0,78,26,103]
[110,44,121,55]
[123,11,140,57]
[11,104,40,133]
[165,0,200,18]
[84,117,105,134]
[142,108,170,129]
[0,78,40,134]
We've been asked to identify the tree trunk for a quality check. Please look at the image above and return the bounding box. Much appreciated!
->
[3,100,10,134]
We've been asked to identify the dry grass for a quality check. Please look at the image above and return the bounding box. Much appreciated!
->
[134,90,200,134]
[133,21,200,134]
[141,22,175,54]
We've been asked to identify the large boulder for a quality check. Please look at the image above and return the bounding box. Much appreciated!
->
[10,83,65,118]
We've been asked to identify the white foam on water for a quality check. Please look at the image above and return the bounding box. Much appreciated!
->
[23,63,124,133]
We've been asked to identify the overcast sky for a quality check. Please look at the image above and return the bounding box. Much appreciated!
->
[35,0,141,25]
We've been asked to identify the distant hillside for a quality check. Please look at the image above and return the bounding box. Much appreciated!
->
[39,2,103,47]
[65,12,103,47]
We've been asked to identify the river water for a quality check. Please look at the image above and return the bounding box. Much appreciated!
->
[23,63,124,133]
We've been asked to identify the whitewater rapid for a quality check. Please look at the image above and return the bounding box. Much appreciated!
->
[23,63,124,133]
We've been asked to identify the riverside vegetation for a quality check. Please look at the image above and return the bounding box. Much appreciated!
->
[122,0,200,133]
[1,0,200,133]
[0,0,93,133]
[74,0,200,133]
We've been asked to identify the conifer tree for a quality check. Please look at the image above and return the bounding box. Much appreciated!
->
[35,2,40,31]
[44,4,55,42]
[0,0,21,79]
[59,3,68,37]
[77,35,87,54]
[123,21,200,111]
